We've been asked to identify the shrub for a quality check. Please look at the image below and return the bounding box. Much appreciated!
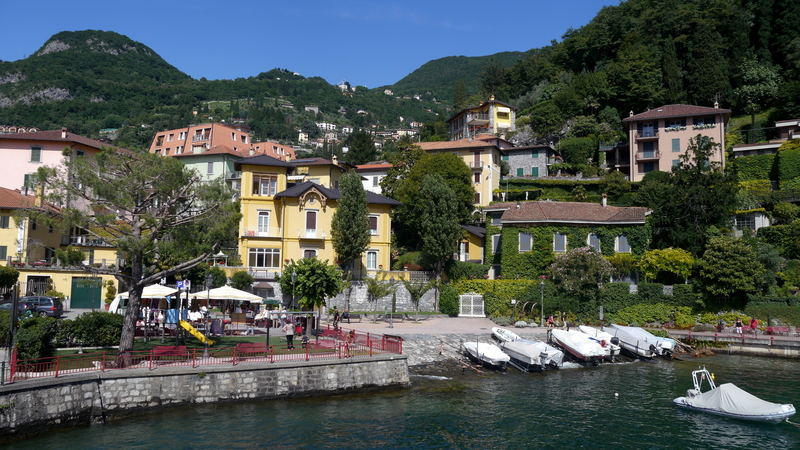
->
[672,284,702,307]
[637,283,668,304]
[444,259,489,281]
[0,311,10,347]
[484,292,512,317]
[609,303,673,326]
[72,311,124,347]
[15,317,57,360]
[744,303,800,326]
[439,283,459,316]
[777,147,800,185]
[733,155,776,181]
[673,306,696,328]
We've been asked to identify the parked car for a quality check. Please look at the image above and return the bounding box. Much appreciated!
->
[20,296,64,318]
[0,301,38,318]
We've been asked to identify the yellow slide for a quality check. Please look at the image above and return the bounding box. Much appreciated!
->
[179,320,215,346]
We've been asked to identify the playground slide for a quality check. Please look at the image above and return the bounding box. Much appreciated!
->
[179,320,215,346]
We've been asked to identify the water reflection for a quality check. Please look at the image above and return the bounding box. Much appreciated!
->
[5,355,800,450]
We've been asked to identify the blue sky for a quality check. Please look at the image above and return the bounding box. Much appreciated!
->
[1,0,613,88]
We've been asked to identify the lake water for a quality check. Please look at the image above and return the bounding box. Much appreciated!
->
[7,355,800,449]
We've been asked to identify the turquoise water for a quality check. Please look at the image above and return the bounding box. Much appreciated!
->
[7,355,800,449]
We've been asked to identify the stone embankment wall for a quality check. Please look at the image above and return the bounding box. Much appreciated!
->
[0,355,408,442]
[401,333,542,367]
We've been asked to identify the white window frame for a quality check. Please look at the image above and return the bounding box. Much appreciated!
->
[207,161,214,175]
[554,232,567,253]
[492,234,502,253]
[257,210,270,235]
[519,232,532,252]
[587,233,601,252]
[616,235,631,253]
[248,248,280,268]
[366,250,378,270]
[369,215,379,235]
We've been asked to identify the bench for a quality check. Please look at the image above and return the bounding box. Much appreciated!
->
[404,314,428,321]
[341,313,362,324]
[766,326,790,336]
[383,313,405,323]
[236,342,270,357]
[152,345,188,362]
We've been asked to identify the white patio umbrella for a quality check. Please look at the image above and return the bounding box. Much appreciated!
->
[190,285,263,303]
[110,285,181,313]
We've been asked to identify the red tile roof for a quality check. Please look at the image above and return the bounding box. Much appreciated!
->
[623,104,731,122]
[0,187,35,209]
[496,201,649,225]
[0,129,110,150]
[417,138,498,151]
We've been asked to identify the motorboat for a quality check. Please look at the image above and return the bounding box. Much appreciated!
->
[674,367,796,422]
[492,327,521,343]
[606,324,676,359]
[520,339,564,369]
[463,341,510,370]
[549,329,605,365]
[578,325,622,361]
[500,339,544,372]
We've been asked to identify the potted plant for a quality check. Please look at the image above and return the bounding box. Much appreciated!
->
[104,280,117,311]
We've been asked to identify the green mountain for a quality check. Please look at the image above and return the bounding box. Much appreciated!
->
[389,52,524,102]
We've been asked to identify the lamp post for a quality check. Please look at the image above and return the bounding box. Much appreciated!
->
[204,274,213,359]
[389,277,396,329]
[540,280,545,328]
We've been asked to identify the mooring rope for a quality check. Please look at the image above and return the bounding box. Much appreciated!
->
[785,418,800,428]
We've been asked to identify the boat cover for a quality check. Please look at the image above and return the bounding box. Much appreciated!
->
[686,383,795,418]
[522,340,564,367]
[551,330,605,358]
[464,342,510,366]
[608,324,675,351]
[501,340,542,364]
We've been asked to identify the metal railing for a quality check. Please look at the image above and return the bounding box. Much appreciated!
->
[3,326,402,384]
[242,227,282,238]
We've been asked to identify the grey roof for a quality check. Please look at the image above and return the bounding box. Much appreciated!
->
[234,154,295,170]
[275,181,401,206]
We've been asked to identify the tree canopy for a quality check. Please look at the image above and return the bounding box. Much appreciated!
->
[33,147,240,361]
[279,258,345,310]
[331,171,371,272]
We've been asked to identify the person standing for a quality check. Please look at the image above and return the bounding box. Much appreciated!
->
[735,317,743,334]
[333,307,340,329]
[750,317,759,336]
[282,320,294,350]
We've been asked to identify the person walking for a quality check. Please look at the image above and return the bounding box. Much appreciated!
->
[333,307,340,329]
[282,320,294,350]
[750,317,759,336]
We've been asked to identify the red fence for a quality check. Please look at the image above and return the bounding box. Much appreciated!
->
[2,326,403,384]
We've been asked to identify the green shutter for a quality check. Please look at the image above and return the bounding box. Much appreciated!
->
[0,246,6,260]
[531,167,539,177]
[532,150,539,158]
[516,168,524,176]
[672,138,680,152]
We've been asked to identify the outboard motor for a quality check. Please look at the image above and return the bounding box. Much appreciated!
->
[610,336,620,346]
[649,344,659,356]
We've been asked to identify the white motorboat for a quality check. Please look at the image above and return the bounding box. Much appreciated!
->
[463,341,510,369]
[520,339,564,369]
[674,367,796,422]
[492,327,521,343]
[549,329,605,365]
[606,324,676,359]
[578,325,622,361]
[500,339,544,372]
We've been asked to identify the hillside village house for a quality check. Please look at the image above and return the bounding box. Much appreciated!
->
[0,128,108,192]
[622,104,731,182]
[234,155,400,286]
[731,118,800,158]
[483,199,651,280]
[0,187,116,307]
[417,135,505,207]
[447,96,517,140]
[355,161,393,195]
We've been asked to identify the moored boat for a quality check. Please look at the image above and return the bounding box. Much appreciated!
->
[463,341,510,370]
[500,339,544,372]
[578,325,621,361]
[549,329,605,365]
[521,339,564,369]
[606,324,676,359]
[492,327,521,343]
[674,367,796,422]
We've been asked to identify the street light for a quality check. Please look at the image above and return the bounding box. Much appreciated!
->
[388,277,396,329]
[540,280,545,328]
[204,274,213,359]
[291,271,297,310]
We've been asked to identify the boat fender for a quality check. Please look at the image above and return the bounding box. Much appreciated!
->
[610,336,620,346]
[599,339,608,348]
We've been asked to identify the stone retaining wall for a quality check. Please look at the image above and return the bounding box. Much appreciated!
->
[0,355,408,442]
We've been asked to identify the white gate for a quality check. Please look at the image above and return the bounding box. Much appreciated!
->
[459,293,485,318]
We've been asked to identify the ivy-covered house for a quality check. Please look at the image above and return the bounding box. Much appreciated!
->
[484,199,651,279]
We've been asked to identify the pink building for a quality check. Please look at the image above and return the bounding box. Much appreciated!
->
[0,128,109,191]
[623,104,731,182]
[148,122,251,157]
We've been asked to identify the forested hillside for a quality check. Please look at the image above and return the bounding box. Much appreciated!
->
[0,30,439,150]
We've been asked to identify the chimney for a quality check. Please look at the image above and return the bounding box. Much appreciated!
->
[332,155,338,165]
[629,111,634,117]
[500,132,506,140]
[61,127,67,139]
[714,101,719,109]
[516,201,521,210]
[489,94,495,101]
[286,155,292,162]
[602,193,608,207]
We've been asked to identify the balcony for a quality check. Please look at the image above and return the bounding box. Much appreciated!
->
[467,113,490,125]
[226,171,242,180]
[546,157,563,165]
[469,161,483,170]
[635,130,659,140]
[243,227,282,238]
[635,151,661,161]
[299,228,326,240]
[192,134,208,142]
[66,236,113,247]
[599,143,616,151]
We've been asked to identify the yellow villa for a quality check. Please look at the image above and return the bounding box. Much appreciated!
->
[235,155,400,280]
